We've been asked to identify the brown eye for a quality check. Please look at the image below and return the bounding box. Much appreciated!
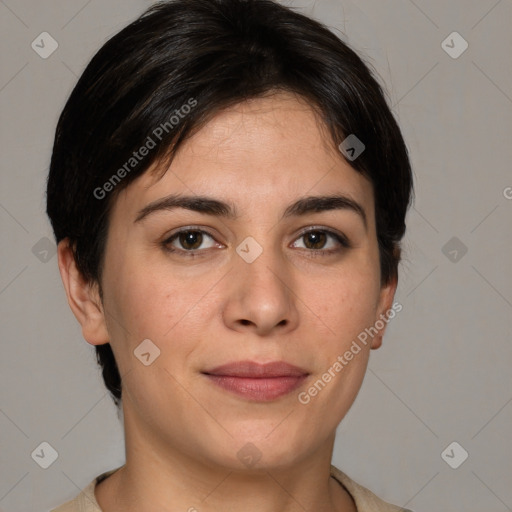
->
[291,228,350,254]
[302,231,327,249]
[178,231,203,250]
[163,229,218,254]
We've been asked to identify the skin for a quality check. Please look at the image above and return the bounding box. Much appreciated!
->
[58,91,397,512]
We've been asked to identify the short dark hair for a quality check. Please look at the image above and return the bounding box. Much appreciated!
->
[46,0,414,408]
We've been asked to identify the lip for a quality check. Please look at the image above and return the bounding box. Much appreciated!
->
[203,360,309,378]
[202,361,309,402]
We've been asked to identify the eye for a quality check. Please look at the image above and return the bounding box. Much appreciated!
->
[162,228,220,254]
[291,228,350,254]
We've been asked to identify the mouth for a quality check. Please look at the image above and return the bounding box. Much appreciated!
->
[202,360,310,402]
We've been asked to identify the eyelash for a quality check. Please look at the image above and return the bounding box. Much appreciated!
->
[161,226,351,258]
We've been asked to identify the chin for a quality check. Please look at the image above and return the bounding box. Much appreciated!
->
[208,429,309,472]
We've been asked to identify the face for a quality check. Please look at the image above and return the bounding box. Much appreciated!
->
[75,92,396,471]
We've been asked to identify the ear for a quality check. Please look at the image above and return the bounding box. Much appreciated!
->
[370,274,398,350]
[57,238,110,346]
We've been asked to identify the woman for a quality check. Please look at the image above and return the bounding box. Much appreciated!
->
[46,0,414,510]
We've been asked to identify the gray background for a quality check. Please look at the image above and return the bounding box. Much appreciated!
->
[0,0,511,510]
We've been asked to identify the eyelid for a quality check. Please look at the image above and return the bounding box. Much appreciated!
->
[162,225,219,242]
[161,225,351,256]
[293,226,350,247]
[161,226,224,254]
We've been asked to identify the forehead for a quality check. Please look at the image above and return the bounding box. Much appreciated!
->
[112,92,374,221]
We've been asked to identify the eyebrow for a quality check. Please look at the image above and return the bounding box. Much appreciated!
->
[282,194,367,230]
[134,193,367,230]
[134,194,238,223]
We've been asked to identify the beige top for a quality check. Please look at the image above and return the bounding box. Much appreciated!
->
[51,465,409,511]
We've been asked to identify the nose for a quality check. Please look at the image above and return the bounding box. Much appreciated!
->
[223,245,300,337]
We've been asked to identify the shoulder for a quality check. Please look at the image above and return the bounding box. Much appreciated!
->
[50,479,98,512]
[330,465,413,512]
[52,464,408,511]
[50,467,123,512]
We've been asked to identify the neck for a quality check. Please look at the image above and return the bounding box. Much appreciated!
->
[95,402,357,512]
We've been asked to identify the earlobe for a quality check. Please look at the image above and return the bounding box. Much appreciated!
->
[371,335,383,350]
[371,275,398,350]
[57,239,110,346]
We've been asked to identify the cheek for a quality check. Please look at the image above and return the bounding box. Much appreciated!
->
[303,262,382,407]
[307,267,381,346]
[299,276,377,421]
[102,253,219,359]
